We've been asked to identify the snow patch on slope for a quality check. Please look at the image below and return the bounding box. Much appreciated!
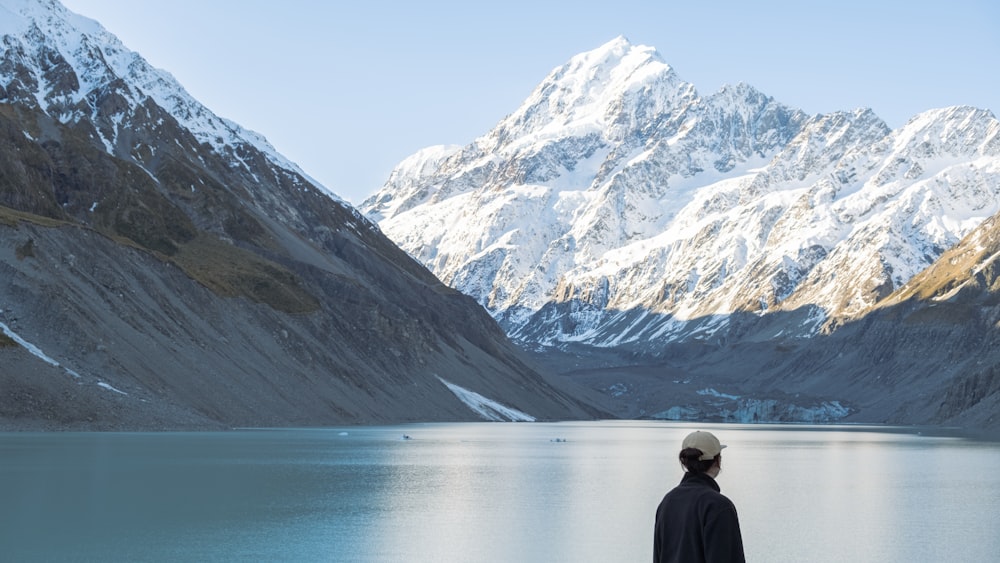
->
[1,318,128,395]
[437,377,535,422]
[1,320,62,369]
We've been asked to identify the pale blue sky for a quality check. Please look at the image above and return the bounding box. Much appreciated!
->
[59,0,998,203]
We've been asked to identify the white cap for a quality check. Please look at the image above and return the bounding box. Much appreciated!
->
[682,430,727,460]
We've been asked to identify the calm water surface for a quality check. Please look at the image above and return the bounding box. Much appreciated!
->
[1,421,998,562]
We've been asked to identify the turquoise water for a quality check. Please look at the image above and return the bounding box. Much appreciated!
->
[1,421,997,562]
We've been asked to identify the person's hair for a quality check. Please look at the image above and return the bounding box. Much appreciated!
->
[679,447,720,474]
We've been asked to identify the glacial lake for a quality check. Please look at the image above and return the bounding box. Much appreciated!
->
[1,421,998,562]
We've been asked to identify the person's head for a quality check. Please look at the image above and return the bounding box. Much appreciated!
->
[678,430,726,475]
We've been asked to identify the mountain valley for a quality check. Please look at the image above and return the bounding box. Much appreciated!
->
[1,2,997,435]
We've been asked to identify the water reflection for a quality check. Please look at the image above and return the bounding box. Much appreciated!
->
[0,423,997,562]
[726,427,1000,562]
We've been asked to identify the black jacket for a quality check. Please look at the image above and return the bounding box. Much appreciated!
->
[653,472,746,563]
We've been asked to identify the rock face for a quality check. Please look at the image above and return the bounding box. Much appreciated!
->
[364,37,1000,434]
[0,0,603,430]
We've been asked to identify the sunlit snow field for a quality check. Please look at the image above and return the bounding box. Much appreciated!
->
[1,421,998,562]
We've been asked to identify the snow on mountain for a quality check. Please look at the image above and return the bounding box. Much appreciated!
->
[437,377,536,422]
[0,0,333,198]
[363,37,1000,349]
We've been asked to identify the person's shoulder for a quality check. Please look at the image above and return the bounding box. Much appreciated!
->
[711,490,739,512]
[717,491,737,505]
[699,486,735,506]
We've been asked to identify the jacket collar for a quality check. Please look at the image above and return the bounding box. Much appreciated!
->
[680,471,721,492]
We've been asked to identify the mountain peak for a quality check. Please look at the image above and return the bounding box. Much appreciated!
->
[0,0,334,198]
[597,34,634,52]
[483,37,692,152]
[557,35,671,86]
[892,105,1000,157]
[583,35,663,67]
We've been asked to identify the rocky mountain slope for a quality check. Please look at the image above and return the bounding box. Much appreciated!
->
[363,37,1000,434]
[0,0,603,430]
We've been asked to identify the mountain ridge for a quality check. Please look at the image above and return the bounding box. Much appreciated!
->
[363,37,1000,433]
[363,38,1000,345]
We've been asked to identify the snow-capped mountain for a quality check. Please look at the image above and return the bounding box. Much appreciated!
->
[0,0,322,196]
[0,0,602,429]
[363,37,1000,351]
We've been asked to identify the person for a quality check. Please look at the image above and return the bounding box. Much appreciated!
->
[653,430,746,563]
